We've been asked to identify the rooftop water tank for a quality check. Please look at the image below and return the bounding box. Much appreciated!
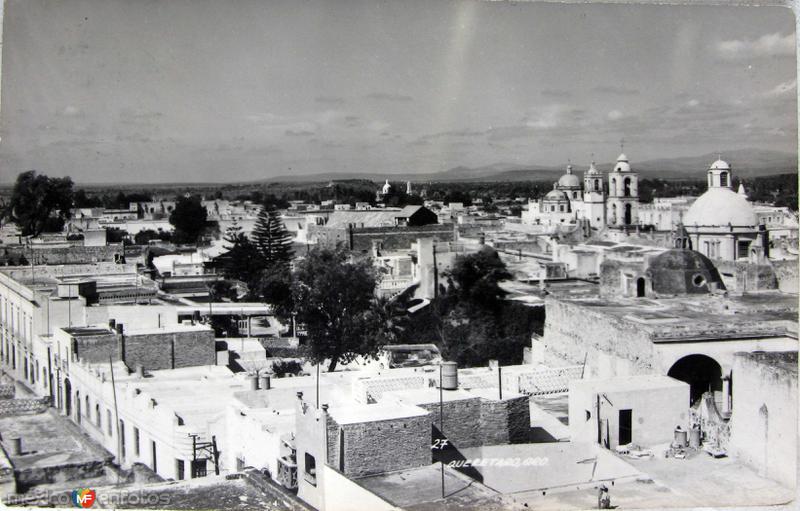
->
[441,361,458,390]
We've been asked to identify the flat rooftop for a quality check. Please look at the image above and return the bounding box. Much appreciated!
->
[357,463,505,510]
[554,291,798,341]
[0,409,111,472]
[328,401,429,425]
[571,375,689,393]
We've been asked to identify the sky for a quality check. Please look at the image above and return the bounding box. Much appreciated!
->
[0,0,797,183]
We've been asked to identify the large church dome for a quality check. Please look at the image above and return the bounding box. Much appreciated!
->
[558,173,581,188]
[683,187,757,227]
[557,164,581,188]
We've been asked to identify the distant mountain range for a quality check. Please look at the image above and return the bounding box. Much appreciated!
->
[266,148,797,183]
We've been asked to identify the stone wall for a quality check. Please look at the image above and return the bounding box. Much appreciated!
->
[0,245,124,265]
[714,260,778,293]
[0,384,15,400]
[14,460,107,493]
[478,396,530,445]
[0,397,51,416]
[541,298,657,378]
[770,259,798,294]
[417,397,483,449]
[325,414,431,478]
[310,224,454,252]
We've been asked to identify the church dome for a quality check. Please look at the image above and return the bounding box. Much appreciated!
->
[709,159,730,171]
[544,189,569,201]
[586,161,600,175]
[557,172,581,188]
[683,187,757,227]
[557,164,581,188]
[647,249,725,295]
[613,153,631,172]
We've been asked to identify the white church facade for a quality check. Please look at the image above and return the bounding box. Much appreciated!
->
[522,152,639,229]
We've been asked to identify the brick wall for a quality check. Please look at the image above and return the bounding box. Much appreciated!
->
[122,330,215,371]
[326,414,431,478]
[417,397,483,449]
[75,334,120,364]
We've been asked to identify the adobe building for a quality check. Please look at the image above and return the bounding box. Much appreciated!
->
[536,235,798,407]
[728,351,797,488]
[569,375,689,450]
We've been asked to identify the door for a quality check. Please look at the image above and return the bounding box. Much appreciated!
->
[619,409,632,446]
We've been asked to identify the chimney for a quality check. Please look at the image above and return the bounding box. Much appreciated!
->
[249,375,259,391]
[109,319,116,330]
[260,374,271,390]
[135,365,145,378]
[115,323,124,335]
[10,437,22,456]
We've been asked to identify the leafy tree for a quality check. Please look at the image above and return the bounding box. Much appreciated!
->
[288,246,393,372]
[392,247,541,368]
[251,204,293,271]
[74,189,103,208]
[169,195,208,244]
[216,221,262,285]
[5,171,74,236]
[445,247,512,308]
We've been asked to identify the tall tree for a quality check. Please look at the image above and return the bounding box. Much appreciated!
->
[169,195,208,244]
[5,171,74,236]
[251,204,293,271]
[216,221,261,284]
[288,246,392,372]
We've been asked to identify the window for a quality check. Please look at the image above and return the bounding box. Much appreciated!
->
[624,177,631,197]
[107,410,113,436]
[134,427,140,456]
[176,459,185,481]
[96,404,101,428]
[737,240,750,259]
[304,453,317,485]
[120,420,126,459]
[151,440,158,473]
[85,396,90,416]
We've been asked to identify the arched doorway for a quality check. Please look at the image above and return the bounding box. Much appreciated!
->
[75,390,82,424]
[668,354,722,405]
[624,204,632,225]
[636,278,646,297]
[64,378,72,416]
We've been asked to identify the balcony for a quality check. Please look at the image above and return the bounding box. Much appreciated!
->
[276,456,298,490]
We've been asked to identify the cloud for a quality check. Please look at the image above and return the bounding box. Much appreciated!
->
[765,79,797,97]
[365,92,413,102]
[315,96,346,105]
[420,129,485,140]
[716,32,795,61]
[541,89,572,98]
[592,85,640,96]
[59,105,83,117]
[285,129,315,137]
[607,110,623,121]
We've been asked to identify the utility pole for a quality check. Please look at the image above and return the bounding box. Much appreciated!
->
[439,363,445,499]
